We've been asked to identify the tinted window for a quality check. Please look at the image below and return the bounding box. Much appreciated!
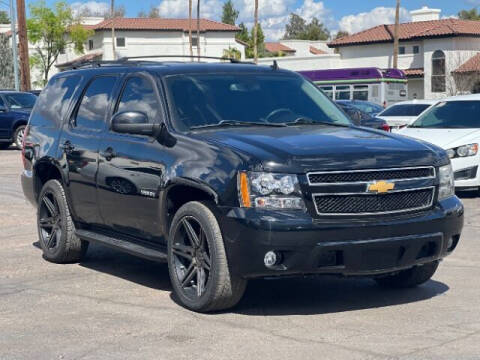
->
[34,75,81,126]
[74,76,117,131]
[352,102,383,115]
[380,104,430,117]
[0,96,4,107]
[411,101,480,129]
[165,73,350,130]
[4,93,37,109]
[116,77,159,123]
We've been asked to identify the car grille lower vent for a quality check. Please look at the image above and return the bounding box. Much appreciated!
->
[313,188,434,215]
[308,167,434,184]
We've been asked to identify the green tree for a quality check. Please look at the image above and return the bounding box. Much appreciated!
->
[27,1,93,85]
[303,17,329,40]
[283,13,307,39]
[222,46,241,60]
[335,30,349,39]
[458,8,480,20]
[0,11,10,24]
[138,6,160,18]
[0,34,14,88]
[247,23,264,58]
[236,22,250,43]
[221,0,239,25]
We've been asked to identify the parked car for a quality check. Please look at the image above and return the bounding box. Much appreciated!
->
[400,94,480,192]
[336,101,390,131]
[21,60,463,312]
[377,100,437,131]
[336,100,384,117]
[0,91,37,149]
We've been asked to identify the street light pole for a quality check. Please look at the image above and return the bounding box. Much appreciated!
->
[9,0,19,91]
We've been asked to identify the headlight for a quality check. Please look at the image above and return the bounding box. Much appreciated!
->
[446,143,478,159]
[238,172,305,210]
[438,164,455,200]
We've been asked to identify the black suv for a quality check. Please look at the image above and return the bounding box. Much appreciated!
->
[0,91,37,149]
[21,60,464,312]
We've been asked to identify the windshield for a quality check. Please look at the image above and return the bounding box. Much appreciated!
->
[4,93,37,109]
[410,101,480,129]
[165,73,351,131]
[380,104,431,117]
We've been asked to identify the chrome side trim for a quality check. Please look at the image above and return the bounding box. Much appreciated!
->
[312,186,435,216]
[307,166,436,186]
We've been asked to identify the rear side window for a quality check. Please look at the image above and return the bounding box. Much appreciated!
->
[380,104,430,117]
[32,75,81,127]
[74,76,117,131]
[116,76,159,123]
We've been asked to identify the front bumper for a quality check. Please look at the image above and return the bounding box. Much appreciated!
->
[219,196,464,279]
[452,156,480,188]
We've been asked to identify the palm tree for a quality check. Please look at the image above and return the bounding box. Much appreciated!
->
[197,0,201,60]
[189,0,193,57]
[253,0,258,64]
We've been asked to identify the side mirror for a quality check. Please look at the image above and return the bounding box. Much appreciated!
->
[111,111,155,136]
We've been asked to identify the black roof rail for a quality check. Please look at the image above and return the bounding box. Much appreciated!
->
[60,54,256,71]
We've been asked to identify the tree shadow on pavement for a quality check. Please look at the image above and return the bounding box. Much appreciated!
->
[233,275,449,316]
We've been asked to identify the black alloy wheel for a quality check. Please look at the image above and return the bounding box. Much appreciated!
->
[38,190,62,251]
[171,216,211,298]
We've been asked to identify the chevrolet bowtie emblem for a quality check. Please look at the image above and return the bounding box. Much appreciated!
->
[367,181,395,194]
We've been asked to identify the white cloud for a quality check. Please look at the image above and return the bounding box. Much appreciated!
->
[157,0,223,19]
[339,7,411,34]
[71,1,110,17]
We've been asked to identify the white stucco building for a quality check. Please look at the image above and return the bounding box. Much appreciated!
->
[259,7,480,100]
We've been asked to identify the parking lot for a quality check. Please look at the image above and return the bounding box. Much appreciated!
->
[0,147,479,360]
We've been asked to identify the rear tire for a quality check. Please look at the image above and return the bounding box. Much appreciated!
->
[375,261,439,288]
[37,179,88,263]
[167,201,247,312]
[14,125,26,149]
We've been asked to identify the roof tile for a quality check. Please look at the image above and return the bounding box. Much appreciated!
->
[264,42,296,53]
[329,19,480,47]
[88,18,239,32]
[453,53,480,73]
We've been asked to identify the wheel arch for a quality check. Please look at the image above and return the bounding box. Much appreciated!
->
[160,178,219,237]
[33,159,66,202]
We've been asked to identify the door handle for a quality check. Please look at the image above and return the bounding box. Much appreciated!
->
[100,147,116,161]
[60,141,74,154]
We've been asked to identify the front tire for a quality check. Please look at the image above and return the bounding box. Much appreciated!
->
[37,179,88,263]
[14,125,26,149]
[375,261,439,288]
[168,201,247,312]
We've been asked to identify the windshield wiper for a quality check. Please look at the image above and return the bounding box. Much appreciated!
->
[190,120,287,130]
[284,117,349,127]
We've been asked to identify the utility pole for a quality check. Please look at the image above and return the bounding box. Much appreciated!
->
[253,0,258,64]
[393,0,400,69]
[9,0,19,91]
[111,0,116,60]
[188,0,193,57]
[196,0,200,61]
[16,0,30,91]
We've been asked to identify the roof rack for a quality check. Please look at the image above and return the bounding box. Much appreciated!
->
[61,55,255,71]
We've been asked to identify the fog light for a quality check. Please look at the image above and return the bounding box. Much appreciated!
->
[447,237,454,250]
[264,251,280,268]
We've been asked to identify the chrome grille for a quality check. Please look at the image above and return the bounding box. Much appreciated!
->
[313,188,434,215]
[307,166,436,216]
[308,167,435,185]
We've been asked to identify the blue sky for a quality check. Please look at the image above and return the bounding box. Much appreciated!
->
[23,0,480,40]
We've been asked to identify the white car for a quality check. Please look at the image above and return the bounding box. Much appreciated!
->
[399,94,480,191]
[377,100,437,131]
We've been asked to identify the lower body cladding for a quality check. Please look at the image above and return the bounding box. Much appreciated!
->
[219,196,464,279]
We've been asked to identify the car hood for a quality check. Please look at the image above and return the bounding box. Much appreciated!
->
[399,128,480,149]
[376,116,418,127]
[193,125,444,173]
